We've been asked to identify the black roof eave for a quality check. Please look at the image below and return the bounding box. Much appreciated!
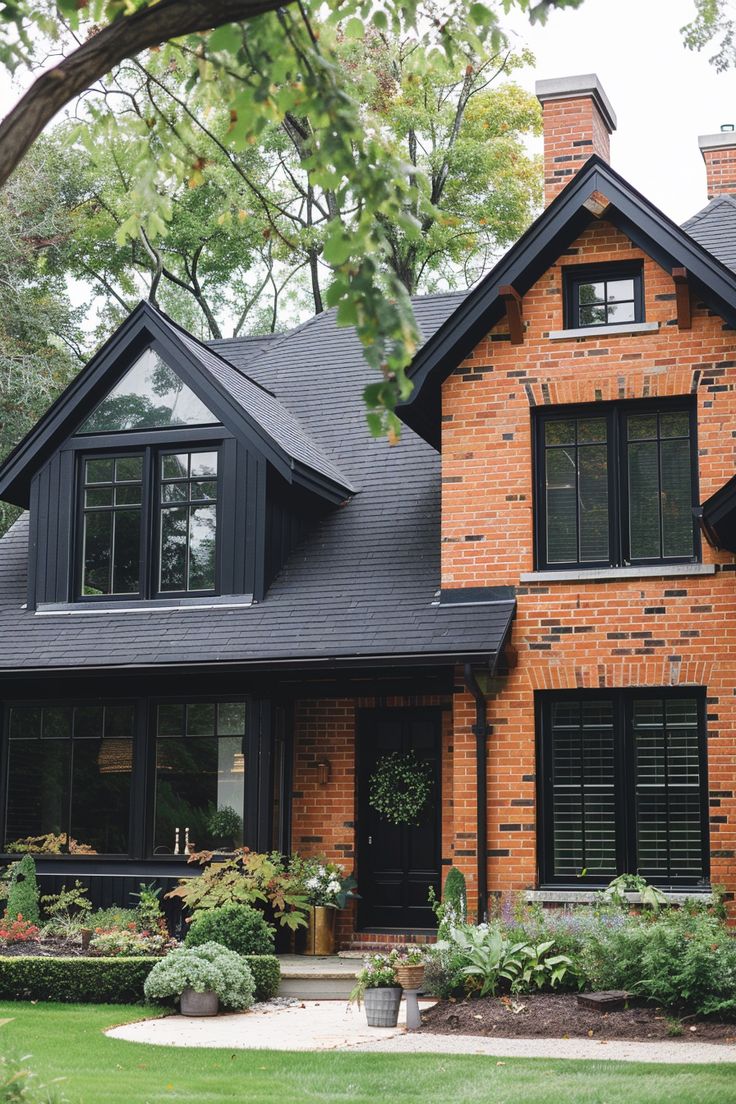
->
[702,473,736,551]
[399,156,736,448]
[0,301,352,508]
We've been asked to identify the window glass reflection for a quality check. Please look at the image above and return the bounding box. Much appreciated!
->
[154,701,246,854]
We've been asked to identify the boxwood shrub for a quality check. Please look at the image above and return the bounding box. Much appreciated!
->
[0,953,280,1003]
[185,904,275,956]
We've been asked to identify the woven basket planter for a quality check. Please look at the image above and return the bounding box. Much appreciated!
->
[395,964,425,990]
[364,986,402,1027]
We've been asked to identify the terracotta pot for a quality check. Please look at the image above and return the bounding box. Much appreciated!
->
[180,987,219,1016]
[395,964,425,990]
[303,905,337,955]
[364,986,402,1027]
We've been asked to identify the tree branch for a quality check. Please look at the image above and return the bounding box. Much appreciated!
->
[0,0,293,188]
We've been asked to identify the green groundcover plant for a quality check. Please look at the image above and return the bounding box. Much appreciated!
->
[144,942,255,1011]
[423,878,736,1017]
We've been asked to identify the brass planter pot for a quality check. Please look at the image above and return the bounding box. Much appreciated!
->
[303,905,337,955]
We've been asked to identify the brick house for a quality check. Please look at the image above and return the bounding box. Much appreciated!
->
[1,73,735,939]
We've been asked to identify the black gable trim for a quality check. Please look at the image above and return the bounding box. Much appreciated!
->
[0,301,351,508]
[399,156,736,448]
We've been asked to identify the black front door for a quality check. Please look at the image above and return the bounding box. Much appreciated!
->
[357,707,442,930]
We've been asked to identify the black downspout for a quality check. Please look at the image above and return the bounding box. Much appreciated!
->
[464,663,492,924]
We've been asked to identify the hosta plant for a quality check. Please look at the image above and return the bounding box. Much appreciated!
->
[144,941,255,1011]
[450,924,528,997]
[514,940,573,991]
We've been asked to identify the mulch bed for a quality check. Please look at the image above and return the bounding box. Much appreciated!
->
[0,939,86,958]
[419,992,736,1043]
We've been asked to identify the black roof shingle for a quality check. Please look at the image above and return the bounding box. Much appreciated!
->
[0,293,515,673]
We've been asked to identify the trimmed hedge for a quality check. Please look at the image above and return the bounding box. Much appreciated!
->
[0,953,280,1004]
[242,954,280,1001]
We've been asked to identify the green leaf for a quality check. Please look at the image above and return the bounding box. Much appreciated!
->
[206,23,244,55]
[344,16,365,38]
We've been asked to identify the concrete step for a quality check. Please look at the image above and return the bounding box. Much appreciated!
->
[277,954,359,1001]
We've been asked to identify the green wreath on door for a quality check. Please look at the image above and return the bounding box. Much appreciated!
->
[368,749,434,827]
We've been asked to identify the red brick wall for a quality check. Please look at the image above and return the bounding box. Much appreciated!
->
[290,695,453,941]
[441,217,736,912]
[540,95,611,205]
[702,144,736,200]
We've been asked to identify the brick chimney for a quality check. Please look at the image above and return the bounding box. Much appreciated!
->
[535,74,617,206]
[698,129,736,199]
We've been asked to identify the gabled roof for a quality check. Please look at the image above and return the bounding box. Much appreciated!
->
[682,194,736,273]
[0,294,516,673]
[398,155,736,447]
[0,300,354,508]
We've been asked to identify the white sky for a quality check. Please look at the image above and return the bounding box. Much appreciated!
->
[506,0,736,223]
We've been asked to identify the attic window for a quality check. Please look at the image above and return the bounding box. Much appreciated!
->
[78,348,221,434]
[564,263,643,330]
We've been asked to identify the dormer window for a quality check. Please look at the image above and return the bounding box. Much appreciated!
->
[79,447,220,599]
[564,262,644,330]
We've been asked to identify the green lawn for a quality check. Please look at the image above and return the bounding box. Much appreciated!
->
[3,1001,736,1104]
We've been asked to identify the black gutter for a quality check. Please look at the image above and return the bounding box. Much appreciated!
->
[464,662,492,923]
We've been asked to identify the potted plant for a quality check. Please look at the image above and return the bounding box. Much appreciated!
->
[350,951,403,1027]
[395,946,425,991]
[143,941,255,1016]
[206,806,242,851]
[292,858,358,955]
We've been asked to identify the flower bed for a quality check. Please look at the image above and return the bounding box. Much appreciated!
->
[421,879,736,1031]
[419,992,736,1042]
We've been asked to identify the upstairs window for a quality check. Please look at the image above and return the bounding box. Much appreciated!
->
[79,447,220,599]
[534,401,698,571]
[79,349,220,434]
[537,691,708,887]
[564,263,643,329]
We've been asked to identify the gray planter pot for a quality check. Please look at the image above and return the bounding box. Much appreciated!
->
[180,987,219,1016]
[364,986,402,1028]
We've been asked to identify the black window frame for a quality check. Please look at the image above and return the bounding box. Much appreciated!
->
[536,688,710,889]
[2,698,139,858]
[533,397,701,571]
[564,261,645,330]
[74,439,222,602]
[0,691,287,865]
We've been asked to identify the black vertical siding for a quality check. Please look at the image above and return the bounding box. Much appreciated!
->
[29,450,74,607]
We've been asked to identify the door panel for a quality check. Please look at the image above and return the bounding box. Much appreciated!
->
[357,708,442,929]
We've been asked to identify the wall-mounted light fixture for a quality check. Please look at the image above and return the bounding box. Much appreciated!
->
[316,757,331,786]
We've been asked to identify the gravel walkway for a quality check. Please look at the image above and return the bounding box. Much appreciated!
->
[106,1001,736,1064]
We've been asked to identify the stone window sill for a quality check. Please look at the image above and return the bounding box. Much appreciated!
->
[526,889,713,906]
[548,321,660,341]
[519,563,716,584]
